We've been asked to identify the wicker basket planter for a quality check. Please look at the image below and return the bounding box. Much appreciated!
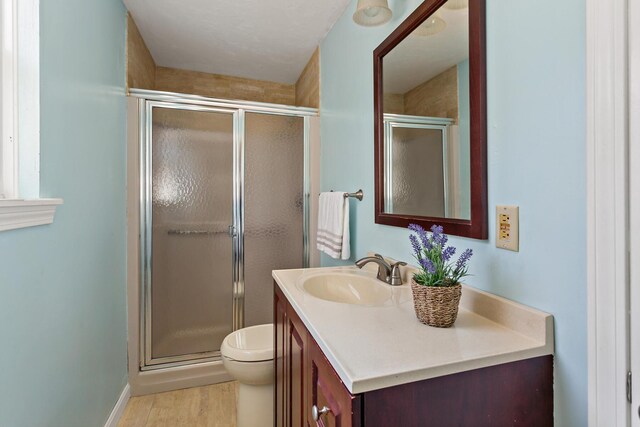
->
[411,280,462,328]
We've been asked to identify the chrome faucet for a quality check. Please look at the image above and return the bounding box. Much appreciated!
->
[355,253,407,286]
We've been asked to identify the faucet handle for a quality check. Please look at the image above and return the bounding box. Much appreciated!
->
[389,261,407,286]
[373,253,385,260]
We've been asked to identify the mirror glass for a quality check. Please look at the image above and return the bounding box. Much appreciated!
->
[382,1,470,220]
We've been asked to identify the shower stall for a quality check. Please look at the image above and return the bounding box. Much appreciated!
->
[126,90,319,393]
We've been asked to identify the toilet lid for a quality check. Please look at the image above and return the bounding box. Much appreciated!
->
[221,324,274,362]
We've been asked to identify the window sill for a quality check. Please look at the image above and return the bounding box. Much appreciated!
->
[0,198,63,232]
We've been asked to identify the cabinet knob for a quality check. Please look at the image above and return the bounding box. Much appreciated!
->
[312,405,330,421]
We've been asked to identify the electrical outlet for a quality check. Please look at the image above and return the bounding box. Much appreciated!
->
[496,206,519,252]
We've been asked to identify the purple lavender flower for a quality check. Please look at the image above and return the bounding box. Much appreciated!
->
[430,224,447,247]
[408,224,473,286]
[409,223,425,234]
[456,248,473,269]
[409,234,422,258]
[409,223,431,249]
[419,257,436,274]
[442,246,456,262]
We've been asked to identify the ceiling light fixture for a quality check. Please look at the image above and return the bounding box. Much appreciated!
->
[353,0,392,27]
[414,12,447,36]
[444,0,469,10]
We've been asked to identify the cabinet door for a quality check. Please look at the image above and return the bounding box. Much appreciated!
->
[275,285,288,427]
[288,307,308,427]
[275,282,309,427]
[307,340,361,427]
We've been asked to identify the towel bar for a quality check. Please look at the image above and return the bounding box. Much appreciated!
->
[323,189,364,201]
[167,230,225,236]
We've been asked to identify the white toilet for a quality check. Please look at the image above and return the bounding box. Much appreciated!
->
[221,324,274,427]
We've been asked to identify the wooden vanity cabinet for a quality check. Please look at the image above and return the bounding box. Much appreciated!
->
[275,285,308,427]
[275,283,553,427]
[275,284,360,427]
[307,339,362,427]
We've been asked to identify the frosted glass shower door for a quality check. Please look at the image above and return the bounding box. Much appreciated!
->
[147,105,235,365]
[243,113,305,327]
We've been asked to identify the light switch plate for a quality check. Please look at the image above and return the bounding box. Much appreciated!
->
[496,206,519,252]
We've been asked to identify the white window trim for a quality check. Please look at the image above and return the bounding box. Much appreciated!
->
[0,198,63,231]
[0,0,62,232]
[1,0,18,198]
[586,0,631,425]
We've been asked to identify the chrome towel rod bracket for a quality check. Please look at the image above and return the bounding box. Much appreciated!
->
[327,189,364,201]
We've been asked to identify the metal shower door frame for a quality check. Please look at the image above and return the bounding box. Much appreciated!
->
[136,91,314,370]
[383,114,454,218]
[140,100,240,369]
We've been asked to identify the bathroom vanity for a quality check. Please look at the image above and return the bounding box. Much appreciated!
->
[273,267,554,427]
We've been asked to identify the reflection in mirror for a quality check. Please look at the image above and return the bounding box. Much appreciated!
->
[382,1,470,220]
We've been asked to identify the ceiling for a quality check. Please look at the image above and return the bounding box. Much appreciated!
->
[384,7,469,94]
[123,0,351,85]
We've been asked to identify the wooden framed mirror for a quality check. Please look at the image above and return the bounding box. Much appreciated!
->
[374,0,487,239]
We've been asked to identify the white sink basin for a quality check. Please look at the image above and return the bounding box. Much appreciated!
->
[298,271,393,306]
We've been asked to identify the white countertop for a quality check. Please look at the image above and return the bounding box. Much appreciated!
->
[273,266,554,394]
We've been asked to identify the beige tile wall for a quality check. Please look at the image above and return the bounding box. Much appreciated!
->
[384,93,405,114]
[404,65,458,121]
[383,66,459,121]
[126,14,156,90]
[295,48,320,108]
[154,66,296,105]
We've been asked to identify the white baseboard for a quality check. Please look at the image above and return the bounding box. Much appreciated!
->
[104,383,131,427]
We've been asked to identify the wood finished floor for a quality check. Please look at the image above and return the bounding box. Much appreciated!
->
[117,382,238,427]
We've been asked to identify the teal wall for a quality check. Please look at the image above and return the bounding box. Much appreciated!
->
[0,0,128,425]
[320,0,586,425]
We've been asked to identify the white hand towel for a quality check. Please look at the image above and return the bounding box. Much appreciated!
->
[317,192,350,260]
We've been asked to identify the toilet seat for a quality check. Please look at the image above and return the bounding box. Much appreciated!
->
[221,324,274,362]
